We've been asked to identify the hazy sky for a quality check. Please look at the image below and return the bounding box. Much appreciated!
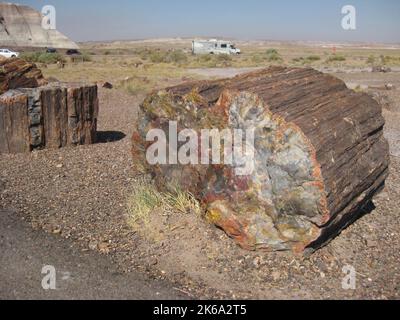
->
[17,0,400,43]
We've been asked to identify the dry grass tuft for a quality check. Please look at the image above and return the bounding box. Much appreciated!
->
[127,177,202,227]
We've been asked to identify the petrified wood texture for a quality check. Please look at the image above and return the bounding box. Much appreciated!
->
[132,67,389,253]
[0,58,47,95]
[0,83,98,154]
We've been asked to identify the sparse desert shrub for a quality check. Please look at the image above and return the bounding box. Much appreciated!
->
[127,178,201,226]
[249,50,283,65]
[266,48,279,55]
[306,55,321,62]
[326,54,346,63]
[194,53,233,67]
[379,55,400,65]
[20,52,65,64]
[125,83,149,95]
[82,53,92,62]
[117,77,152,96]
[367,55,376,64]
[293,55,321,65]
[134,48,153,60]
[215,53,232,63]
[196,54,212,64]
[149,50,168,63]
[251,54,264,64]
[265,49,283,62]
[147,50,188,65]
[165,50,188,65]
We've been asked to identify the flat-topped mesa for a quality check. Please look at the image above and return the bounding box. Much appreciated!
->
[0,82,98,154]
[132,67,390,253]
[0,3,79,49]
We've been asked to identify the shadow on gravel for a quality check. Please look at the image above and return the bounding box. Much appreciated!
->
[96,131,126,144]
[306,200,377,252]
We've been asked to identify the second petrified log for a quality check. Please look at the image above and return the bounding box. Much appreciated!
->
[0,83,98,154]
[132,67,389,253]
[0,57,47,95]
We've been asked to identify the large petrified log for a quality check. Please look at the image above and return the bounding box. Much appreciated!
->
[132,67,389,253]
[0,57,47,95]
[0,83,98,154]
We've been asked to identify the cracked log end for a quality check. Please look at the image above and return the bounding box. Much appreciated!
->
[132,67,390,253]
[203,90,328,252]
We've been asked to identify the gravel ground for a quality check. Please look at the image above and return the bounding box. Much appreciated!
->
[0,210,185,300]
[1,71,400,300]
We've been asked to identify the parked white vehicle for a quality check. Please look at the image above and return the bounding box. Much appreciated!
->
[192,40,241,55]
[0,49,20,58]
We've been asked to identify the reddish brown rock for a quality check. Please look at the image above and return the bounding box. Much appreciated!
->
[132,67,390,253]
[0,57,47,95]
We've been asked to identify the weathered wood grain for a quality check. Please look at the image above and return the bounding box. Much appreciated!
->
[0,83,98,154]
[0,58,47,95]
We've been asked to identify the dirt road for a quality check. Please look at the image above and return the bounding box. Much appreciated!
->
[0,210,186,300]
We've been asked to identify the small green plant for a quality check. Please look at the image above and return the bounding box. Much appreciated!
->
[251,54,264,64]
[265,48,283,62]
[165,50,188,65]
[292,55,321,65]
[148,50,188,65]
[149,50,168,63]
[82,52,92,62]
[367,55,376,65]
[326,54,346,63]
[193,53,233,67]
[20,52,65,64]
[305,55,321,62]
[266,48,279,55]
[378,55,400,65]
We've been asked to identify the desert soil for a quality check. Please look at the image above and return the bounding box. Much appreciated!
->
[0,210,185,300]
[1,69,399,300]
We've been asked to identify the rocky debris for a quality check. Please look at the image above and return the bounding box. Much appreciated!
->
[385,83,395,90]
[132,66,390,253]
[372,66,392,73]
[368,83,396,91]
[98,81,113,89]
[0,58,47,95]
[0,3,78,49]
[0,83,98,154]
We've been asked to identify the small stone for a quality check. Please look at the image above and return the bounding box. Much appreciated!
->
[271,271,281,281]
[88,241,97,250]
[56,164,63,168]
[98,81,113,89]
[253,257,262,268]
[52,228,61,234]
[98,241,110,253]
[367,240,378,247]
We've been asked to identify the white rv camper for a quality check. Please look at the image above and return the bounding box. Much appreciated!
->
[192,39,241,55]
